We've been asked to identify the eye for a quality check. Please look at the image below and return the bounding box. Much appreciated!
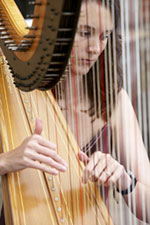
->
[100,34,109,41]
[79,31,91,38]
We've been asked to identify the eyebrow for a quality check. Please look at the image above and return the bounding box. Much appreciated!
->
[79,25,112,34]
[79,25,96,32]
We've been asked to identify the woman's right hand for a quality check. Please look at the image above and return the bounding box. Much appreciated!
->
[0,119,67,175]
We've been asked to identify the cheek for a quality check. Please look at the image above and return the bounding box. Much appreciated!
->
[97,40,108,57]
[102,40,108,52]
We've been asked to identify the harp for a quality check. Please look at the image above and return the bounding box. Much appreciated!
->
[0,0,150,225]
[0,0,114,224]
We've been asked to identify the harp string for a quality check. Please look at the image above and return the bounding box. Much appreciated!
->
[54,1,105,221]
[23,90,69,225]
[0,1,129,224]
[140,0,148,155]
[24,90,74,223]
[84,0,97,216]
[121,1,136,224]
[133,1,145,222]
[0,68,57,224]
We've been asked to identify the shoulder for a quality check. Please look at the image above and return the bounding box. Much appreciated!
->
[111,88,136,127]
[117,88,132,108]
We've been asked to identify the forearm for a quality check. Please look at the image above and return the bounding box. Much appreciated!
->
[123,181,150,223]
[0,152,9,175]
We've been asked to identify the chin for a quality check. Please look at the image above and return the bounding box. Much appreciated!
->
[73,65,92,76]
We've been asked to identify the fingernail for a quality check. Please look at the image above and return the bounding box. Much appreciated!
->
[61,166,67,171]
[53,170,59,175]
[52,143,56,148]
[64,162,68,167]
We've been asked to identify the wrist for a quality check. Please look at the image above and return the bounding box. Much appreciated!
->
[0,152,9,175]
[116,170,137,195]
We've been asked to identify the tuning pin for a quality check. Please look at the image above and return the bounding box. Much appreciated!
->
[26,14,39,19]
[0,27,7,31]
[0,36,12,40]
[0,31,10,35]
[28,1,41,6]
[23,34,36,38]
[4,40,15,44]
[26,26,37,30]
[21,40,33,44]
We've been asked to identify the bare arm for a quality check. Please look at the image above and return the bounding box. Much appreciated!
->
[78,89,150,223]
[112,89,150,222]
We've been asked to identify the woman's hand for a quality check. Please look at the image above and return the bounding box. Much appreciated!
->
[78,151,131,191]
[0,119,67,175]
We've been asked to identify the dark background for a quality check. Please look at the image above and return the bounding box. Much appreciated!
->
[14,0,34,18]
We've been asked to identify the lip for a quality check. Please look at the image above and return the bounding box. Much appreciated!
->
[81,59,95,64]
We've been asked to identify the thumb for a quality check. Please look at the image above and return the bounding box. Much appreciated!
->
[34,118,43,135]
[78,151,90,166]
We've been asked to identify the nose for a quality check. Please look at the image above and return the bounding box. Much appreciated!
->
[87,37,102,55]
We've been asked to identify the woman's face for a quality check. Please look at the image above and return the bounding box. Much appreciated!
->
[71,1,113,75]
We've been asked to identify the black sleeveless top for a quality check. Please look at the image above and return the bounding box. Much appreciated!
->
[82,124,112,156]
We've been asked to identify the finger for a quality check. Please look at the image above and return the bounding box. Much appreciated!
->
[78,151,90,165]
[36,136,56,150]
[82,153,102,184]
[86,152,104,172]
[29,152,67,172]
[34,118,43,135]
[27,159,59,175]
[107,166,124,185]
[96,163,117,186]
[34,145,68,167]
[31,134,56,150]
[90,161,107,182]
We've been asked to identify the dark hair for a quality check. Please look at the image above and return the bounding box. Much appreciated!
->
[83,0,123,121]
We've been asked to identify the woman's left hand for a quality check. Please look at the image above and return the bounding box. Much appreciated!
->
[78,151,131,190]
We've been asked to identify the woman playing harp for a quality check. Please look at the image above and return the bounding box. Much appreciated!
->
[0,0,150,224]
[55,0,150,224]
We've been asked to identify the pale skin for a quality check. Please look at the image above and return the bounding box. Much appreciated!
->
[0,119,67,175]
[61,1,150,223]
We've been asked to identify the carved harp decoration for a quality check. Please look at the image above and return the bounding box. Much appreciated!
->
[0,0,81,91]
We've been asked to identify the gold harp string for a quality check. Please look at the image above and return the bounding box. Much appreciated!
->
[21,89,75,224]
[0,58,26,225]
[42,91,112,225]
[3,80,55,224]
[29,89,91,223]
[0,63,64,225]
[69,48,85,224]
[19,91,58,225]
